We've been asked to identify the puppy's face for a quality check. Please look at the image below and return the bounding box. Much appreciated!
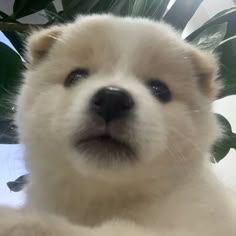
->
[16,15,219,179]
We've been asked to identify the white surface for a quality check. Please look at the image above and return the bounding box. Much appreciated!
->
[0,145,26,207]
[213,97,236,190]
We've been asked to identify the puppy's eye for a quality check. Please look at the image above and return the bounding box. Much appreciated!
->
[147,80,171,102]
[64,69,89,87]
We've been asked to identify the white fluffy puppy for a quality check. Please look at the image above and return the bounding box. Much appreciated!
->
[0,14,236,236]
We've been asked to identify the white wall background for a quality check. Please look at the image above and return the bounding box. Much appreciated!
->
[0,0,236,207]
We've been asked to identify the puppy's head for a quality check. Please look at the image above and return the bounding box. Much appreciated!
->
[16,15,220,180]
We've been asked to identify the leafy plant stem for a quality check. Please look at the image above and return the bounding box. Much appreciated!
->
[231,133,236,150]
[0,22,43,32]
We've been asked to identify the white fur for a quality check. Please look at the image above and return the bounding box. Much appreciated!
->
[0,14,235,236]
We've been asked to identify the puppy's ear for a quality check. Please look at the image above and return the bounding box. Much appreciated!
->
[25,25,64,67]
[189,48,220,98]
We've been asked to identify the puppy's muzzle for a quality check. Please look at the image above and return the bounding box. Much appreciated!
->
[74,86,137,163]
[91,86,134,123]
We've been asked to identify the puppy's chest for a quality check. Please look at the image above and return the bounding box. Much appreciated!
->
[60,194,153,226]
[28,176,157,226]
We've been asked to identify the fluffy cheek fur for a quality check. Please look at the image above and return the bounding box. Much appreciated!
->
[164,100,219,166]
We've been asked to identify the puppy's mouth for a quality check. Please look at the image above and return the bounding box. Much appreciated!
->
[79,134,125,146]
[75,133,136,163]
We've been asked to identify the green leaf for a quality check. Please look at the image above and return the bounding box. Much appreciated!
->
[230,133,236,150]
[206,7,236,23]
[62,0,79,13]
[190,23,227,52]
[0,10,10,19]
[212,114,233,162]
[61,0,166,19]
[62,0,129,19]
[13,0,53,19]
[163,0,204,30]
[129,0,163,18]
[154,0,171,19]
[90,0,126,15]
[62,0,99,17]
[214,38,236,99]
[186,8,236,42]
[0,42,23,116]
[0,43,22,143]
[0,119,18,144]
[7,174,29,192]
[44,2,58,22]
[0,10,25,56]
[204,8,236,41]
[2,31,25,56]
[108,0,130,16]
[130,0,145,16]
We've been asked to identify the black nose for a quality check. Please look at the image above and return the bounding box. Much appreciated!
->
[91,86,134,123]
